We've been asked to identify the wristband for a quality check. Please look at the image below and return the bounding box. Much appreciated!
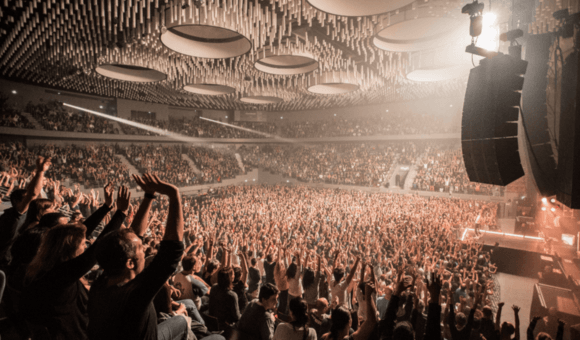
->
[144,193,156,199]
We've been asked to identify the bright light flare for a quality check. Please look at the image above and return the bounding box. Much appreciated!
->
[542,207,547,211]
[542,197,548,204]
[551,207,556,212]
[198,117,296,143]
[476,13,499,51]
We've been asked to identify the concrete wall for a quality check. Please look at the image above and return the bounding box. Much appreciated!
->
[0,78,114,115]
[271,96,465,123]
[117,98,169,120]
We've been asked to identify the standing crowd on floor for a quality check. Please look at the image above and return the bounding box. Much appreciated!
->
[0,154,571,340]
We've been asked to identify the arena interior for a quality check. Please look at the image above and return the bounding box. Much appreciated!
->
[0,1,580,340]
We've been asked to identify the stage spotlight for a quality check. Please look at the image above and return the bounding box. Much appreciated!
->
[462,0,485,37]
[551,198,556,203]
[542,197,548,204]
[542,207,547,211]
[11,90,17,94]
[551,207,556,212]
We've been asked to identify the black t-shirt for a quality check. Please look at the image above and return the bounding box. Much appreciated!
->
[88,241,184,340]
[233,279,249,313]
[20,206,120,340]
[263,261,276,285]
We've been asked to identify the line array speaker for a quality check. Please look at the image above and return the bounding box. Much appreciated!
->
[461,54,528,186]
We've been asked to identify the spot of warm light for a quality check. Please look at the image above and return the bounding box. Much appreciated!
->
[542,197,548,204]
[225,116,228,118]
[280,117,283,119]
[542,207,547,211]
[550,198,556,203]
[99,105,104,109]
[476,13,499,51]
[551,207,556,212]
[11,90,17,94]
[334,114,337,116]
[385,109,389,112]
[450,104,453,107]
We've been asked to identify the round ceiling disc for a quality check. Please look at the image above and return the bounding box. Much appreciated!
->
[306,0,415,17]
[373,17,461,52]
[372,4,463,52]
[240,96,284,104]
[407,65,471,82]
[308,83,359,95]
[161,25,251,59]
[255,55,319,75]
[95,64,167,82]
[183,84,236,95]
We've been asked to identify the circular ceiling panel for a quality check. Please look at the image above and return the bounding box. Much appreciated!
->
[255,55,319,75]
[306,0,415,17]
[373,3,462,52]
[95,64,167,83]
[308,83,360,95]
[161,25,251,59]
[240,96,284,104]
[183,84,236,96]
[406,66,470,82]
[405,45,478,82]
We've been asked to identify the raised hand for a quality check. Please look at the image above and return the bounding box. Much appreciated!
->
[103,182,114,208]
[426,272,442,303]
[557,319,565,328]
[365,281,376,298]
[512,305,520,314]
[132,173,156,195]
[142,174,177,196]
[116,186,131,213]
[36,156,52,172]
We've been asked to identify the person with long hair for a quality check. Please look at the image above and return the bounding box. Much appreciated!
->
[274,297,316,340]
[20,198,55,230]
[0,156,51,266]
[303,254,322,307]
[321,281,377,340]
[20,184,130,340]
[209,265,242,331]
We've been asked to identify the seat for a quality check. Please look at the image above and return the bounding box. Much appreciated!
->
[276,312,292,323]
[201,312,221,333]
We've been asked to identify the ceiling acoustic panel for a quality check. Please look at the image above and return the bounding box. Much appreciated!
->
[306,0,416,17]
[161,25,252,59]
[307,69,363,95]
[95,64,167,83]
[255,54,319,75]
[240,96,285,104]
[373,1,463,52]
[406,45,475,82]
[0,0,468,111]
[183,84,237,96]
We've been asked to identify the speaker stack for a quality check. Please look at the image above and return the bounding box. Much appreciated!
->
[461,54,528,186]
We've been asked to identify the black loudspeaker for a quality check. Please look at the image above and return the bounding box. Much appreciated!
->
[461,54,528,186]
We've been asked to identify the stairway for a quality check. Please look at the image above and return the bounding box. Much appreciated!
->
[181,154,201,174]
[403,156,422,190]
[235,153,245,173]
[115,154,141,176]
[111,120,125,134]
[20,111,43,129]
